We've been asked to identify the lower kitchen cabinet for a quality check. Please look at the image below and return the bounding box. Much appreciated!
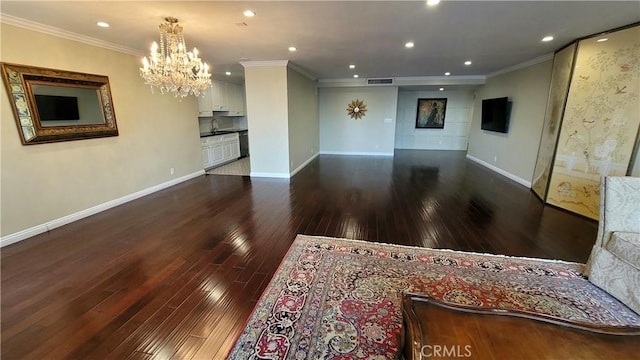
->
[211,143,225,164]
[202,147,213,168]
[200,133,240,169]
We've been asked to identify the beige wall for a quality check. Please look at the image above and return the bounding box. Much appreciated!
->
[243,63,290,176]
[1,24,202,237]
[319,86,398,155]
[467,60,553,183]
[287,67,319,172]
[395,90,475,150]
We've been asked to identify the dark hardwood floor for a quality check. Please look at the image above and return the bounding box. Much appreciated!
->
[1,150,597,359]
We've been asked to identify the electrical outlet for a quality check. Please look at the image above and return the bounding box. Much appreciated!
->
[170,167,175,175]
[493,156,497,162]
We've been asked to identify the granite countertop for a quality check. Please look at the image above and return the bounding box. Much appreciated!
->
[200,129,248,137]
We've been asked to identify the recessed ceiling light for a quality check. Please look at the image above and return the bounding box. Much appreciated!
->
[439,88,444,91]
[96,21,110,28]
[243,10,255,17]
[405,42,415,48]
[542,36,554,42]
[444,72,451,76]
[464,60,472,66]
[225,71,231,76]
[597,38,608,42]
[353,74,359,78]
[427,0,441,6]
[349,64,356,69]
[288,46,297,52]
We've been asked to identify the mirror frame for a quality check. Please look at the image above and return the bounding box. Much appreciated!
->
[1,62,118,145]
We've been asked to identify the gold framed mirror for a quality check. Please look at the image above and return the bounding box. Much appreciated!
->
[1,62,118,145]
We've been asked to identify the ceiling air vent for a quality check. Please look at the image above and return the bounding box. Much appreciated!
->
[367,78,394,85]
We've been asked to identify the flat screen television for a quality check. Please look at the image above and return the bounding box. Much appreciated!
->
[481,97,509,133]
[34,95,80,121]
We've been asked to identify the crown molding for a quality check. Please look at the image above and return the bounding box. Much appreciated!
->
[395,75,485,87]
[316,78,368,87]
[317,75,486,88]
[397,75,485,82]
[487,53,554,78]
[0,13,142,57]
[317,53,554,87]
[240,60,289,68]
[288,62,317,81]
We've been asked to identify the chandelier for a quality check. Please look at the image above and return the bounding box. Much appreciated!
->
[140,17,211,98]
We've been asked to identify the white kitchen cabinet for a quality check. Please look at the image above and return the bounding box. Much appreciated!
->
[200,133,241,169]
[225,83,245,116]
[211,143,224,164]
[202,146,213,168]
[230,140,240,158]
[223,142,232,159]
[211,80,229,111]
[197,80,229,117]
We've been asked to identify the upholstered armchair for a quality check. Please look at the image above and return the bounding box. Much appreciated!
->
[585,176,640,314]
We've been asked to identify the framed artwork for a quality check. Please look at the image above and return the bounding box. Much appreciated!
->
[416,98,447,129]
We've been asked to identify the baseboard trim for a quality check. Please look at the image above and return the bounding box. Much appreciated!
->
[0,170,205,248]
[290,153,319,177]
[465,154,532,188]
[320,151,394,157]
[250,172,291,179]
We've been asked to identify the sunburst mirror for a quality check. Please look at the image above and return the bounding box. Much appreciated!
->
[347,99,367,120]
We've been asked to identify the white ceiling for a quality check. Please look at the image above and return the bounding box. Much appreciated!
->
[1,1,639,85]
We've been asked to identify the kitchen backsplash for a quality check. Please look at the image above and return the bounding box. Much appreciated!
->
[235,116,248,130]
[198,117,239,133]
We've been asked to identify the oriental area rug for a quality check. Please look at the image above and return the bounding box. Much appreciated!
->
[227,235,640,359]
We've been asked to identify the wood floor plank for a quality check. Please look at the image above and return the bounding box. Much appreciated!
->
[1,151,598,359]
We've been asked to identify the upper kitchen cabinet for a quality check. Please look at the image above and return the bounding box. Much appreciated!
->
[197,80,245,117]
[226,83,245,117]
[198,80,229,116]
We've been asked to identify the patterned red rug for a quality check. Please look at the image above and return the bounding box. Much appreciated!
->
[228,235,640,359]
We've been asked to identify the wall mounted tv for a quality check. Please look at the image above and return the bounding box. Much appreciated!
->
[481,97,510,133]
[34,95,80,121]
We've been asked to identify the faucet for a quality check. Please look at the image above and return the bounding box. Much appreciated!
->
[211,118,219,132]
